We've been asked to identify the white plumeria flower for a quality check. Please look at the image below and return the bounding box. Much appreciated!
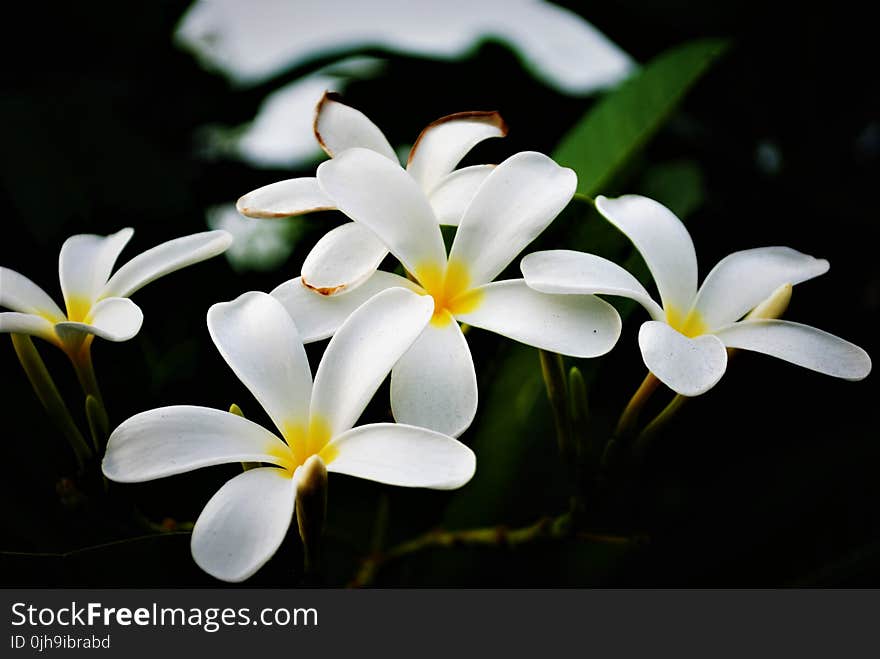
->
[521,194,872,396]
[0,229,232,357]
[102,288,475,582]
[236,92,507,294]
[272,147,622,437]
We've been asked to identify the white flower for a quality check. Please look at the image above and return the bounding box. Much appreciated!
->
[236,92,507,294]
[176,0,633,95]
[102,288,475,582]
[272,147,622,436]
[521,194,872,396]
[0,229,232,357]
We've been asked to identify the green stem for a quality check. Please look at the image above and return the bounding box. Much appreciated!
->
[71,341,109,449]
[350,513,641,587]
[539,350,570,456]
[11,334,92,471]
[633,394,689,458]
[601,372,661,477]
[614,372,660,438]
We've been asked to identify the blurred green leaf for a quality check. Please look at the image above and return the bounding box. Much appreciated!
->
[554,38,728,196]
[443,39,725,531]
[638,159,705,219]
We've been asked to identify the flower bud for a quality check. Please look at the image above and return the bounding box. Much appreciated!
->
[746,283,792,321]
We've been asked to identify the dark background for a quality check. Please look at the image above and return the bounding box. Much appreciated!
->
[1,1,877,586]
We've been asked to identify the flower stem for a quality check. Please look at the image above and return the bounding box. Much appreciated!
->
[71,341,109,449]
[633,394,689,458]
[349,513,642,587]
[614,372,660,438]
[539,350,570,456]
[11,334,92,472]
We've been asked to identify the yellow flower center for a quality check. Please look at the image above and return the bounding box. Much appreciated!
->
[65,296,92,323]
[266,415,338,476]
[414,259,483,326]
[665,306,708,338]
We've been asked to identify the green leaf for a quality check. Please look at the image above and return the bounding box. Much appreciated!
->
[554,38,728,197]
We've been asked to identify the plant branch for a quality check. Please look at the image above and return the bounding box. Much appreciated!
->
[350,513,642,587]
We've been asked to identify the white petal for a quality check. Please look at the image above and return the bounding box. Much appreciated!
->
[54,297,143,344]
[316,147,448,282]
[236,177,336,218]
[326,423,475,489]
[455,279,621,358]
[102,405,290,483]
[714,320,871,381]
[271,271,419,343]
[301,222,388,295]
[207,292,312,434]
[191,467,295,583]
[448,151,576,287]
[58,228,134,308]
[520,249,665,321]
[101,230,232,299]
[310,287,434,437]
[0,267,65,320]
[406,111,506,192]
[390,317,477,437]
[638,321,728,396]
[690,247,830,330]
[0,312,59,345]
[596,195,698,316]
[313,92,397,161]
[428,164,495,227]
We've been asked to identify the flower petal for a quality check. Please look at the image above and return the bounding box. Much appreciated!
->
[191,467,296,583]
[101,230,233,299]
[455,279,621,358]
[428,164,495,226]
[596,195,698,317]
[54,297,143,344]
[406,111,507,192]
[0,312,59,345]
[310,287,434,437]
[0,267,65,320]
[448,152,576,287]
[316,147,448,282]
[313,92,397,161]
[390,316,477,437]
[690,247,830,330]
[638,320,728,396]
[520,249,665,321]
[325,423,475,489]
[236,177,336,218]
[271,271,419,343]
[102,405,290,483]
[58,228,134,309]
[301,222,388,295]
[207,291,312,434]
[713,320,871,381]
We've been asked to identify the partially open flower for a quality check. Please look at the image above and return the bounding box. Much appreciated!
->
[102,289,475,582]
[0,229,232,358]
[272,148,622,436]
[236,92,506,294]
[521,194,872,396]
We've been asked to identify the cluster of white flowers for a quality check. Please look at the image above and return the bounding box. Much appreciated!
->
[1,95,870,582]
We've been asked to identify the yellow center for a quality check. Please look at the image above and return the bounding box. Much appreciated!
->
[65,295,92,323]
[266,415,338,476]
[665,306,708,338]
[414,259,483,326]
